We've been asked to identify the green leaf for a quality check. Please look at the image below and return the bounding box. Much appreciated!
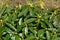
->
[17,25,23,32]
[29,27,35,34]
[25,27,28,35]
[38,29,44,37]
[49,14,55,22]
[44,20,53,28]
[15,35,20,40]
[4,34,10,40]
[5,22,17,31]
[24,18,36,24]
[25,33,35,40]
[19,18,23,25]
[5,27,14,34]
[29,8,36,17]
[12,15,17,21]
[0,26,5,36]
[40,21,47,28]
[46,31,50,40]
[5,16,12,22]
[18,7,28,17]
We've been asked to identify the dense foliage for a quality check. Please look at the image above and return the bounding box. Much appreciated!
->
[0,3,60,40]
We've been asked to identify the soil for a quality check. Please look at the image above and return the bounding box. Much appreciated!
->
[0,0,60,8]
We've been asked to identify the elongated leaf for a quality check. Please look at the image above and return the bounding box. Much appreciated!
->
[25,27,28,35]
[0,26,5,36]
[5,27,14,34]
[24,18,36,24]
[15,35,20,40]
[38,29,44,37]
[18,8,28,17]
[4,34,10,40]
[40,21,47,28]
[46,31,50,40]
[19,18,23,25]
[5,22,17,31]
[44,20,53,28]
[17,25,23,32]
